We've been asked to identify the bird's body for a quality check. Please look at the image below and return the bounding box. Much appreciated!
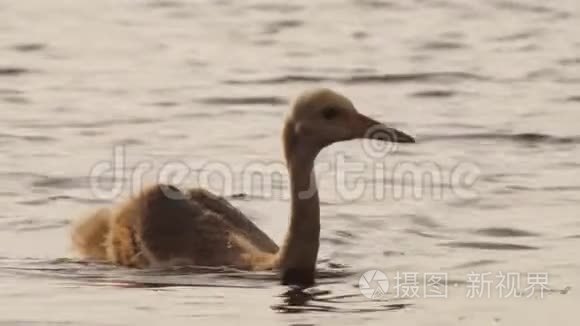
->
[74,186,279,270]
[72,88,415,285]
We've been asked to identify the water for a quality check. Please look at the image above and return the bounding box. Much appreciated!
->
[1,0,579,325]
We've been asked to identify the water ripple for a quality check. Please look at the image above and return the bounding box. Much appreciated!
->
[405,214,442,229]
[144,0,186,9]
[451,259,502,269]
[356,0,399,9]
[0,218,69,232]
[418,41,466,51]
[263,19,302,34]
[492,1,563,15]
[247,3,303,13]
[0,133,55,143]
[198,96,288,106]
[559,58,580,66]
[0,258,352,290]
[422,132,580,144]
[410,89,458,98]
[0,88,23,95]
[225,72,489,85]
[440,241,539,251]
[494,30,539,42]
[405,229,447,239]
[565,96,580,102]
[11,43,46,52]
[0,67,32,76]
[3,96,30,104]
[473,227,540,237]
[272,288,411,314]
[16,117,159,129]
[31,176,88,189]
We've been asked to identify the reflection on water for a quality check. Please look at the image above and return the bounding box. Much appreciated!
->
[1,0,579,324]
[273,287,412,314]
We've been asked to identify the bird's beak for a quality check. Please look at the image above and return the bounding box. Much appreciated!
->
[353,112,415,143]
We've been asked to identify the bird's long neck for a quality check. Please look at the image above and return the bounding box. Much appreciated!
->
[278,127,321,286]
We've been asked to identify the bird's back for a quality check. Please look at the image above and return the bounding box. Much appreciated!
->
[73,185,279,270]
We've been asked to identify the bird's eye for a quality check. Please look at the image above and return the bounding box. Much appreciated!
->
[321,107,339,120]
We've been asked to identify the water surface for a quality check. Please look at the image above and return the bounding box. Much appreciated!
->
[0,0,579,325]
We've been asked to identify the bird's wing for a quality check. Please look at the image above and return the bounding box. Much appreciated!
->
[186,188,280,254]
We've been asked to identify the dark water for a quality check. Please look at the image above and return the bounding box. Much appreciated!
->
[0,1,579,325]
